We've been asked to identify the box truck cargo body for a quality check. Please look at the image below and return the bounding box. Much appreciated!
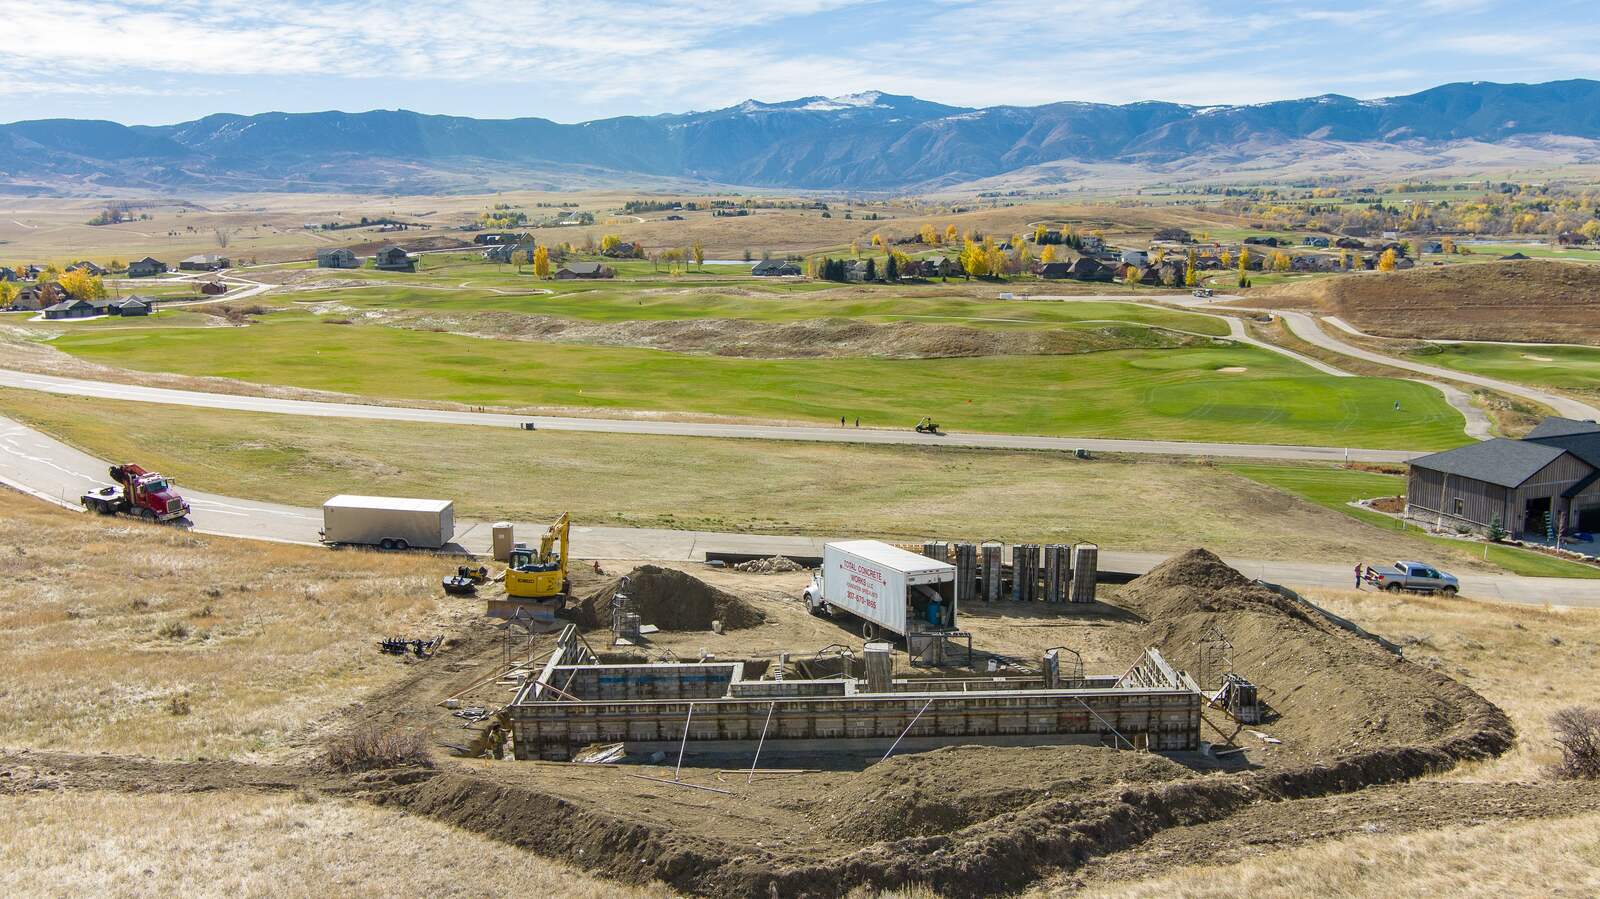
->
[805,540,957,639]
[320,495,454,550]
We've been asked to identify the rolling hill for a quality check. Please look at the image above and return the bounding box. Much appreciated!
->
[6,80,1600,194]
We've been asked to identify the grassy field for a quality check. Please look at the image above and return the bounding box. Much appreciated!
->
[0,495,454,759]
[1417,342,1600,392]
[49,313,1468,448]
[0,791,660,898]
[0,389,1496,567]
[1224,463,1600,578]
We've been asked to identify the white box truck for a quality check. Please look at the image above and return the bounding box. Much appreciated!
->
[803,540,957,640]
[320,495,454,550]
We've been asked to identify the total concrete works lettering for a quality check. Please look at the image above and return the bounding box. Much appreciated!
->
[841,558,885,610]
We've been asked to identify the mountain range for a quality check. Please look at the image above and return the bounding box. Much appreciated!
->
[6,80,1600,195]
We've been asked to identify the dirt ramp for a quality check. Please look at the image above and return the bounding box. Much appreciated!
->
[573,565,765,632]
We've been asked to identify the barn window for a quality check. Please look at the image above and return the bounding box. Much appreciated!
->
[1452,497,1464,516]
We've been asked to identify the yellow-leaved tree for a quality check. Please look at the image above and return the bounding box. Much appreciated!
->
[1033,224,1047,243]
[944,224,958,244]
[1377,248,1398,271]
[692,240,705,269]
[533,245,550,279]
[1040,245,1057,264]
[599,234,622,253]
[920,224,939,245]
[57,268,106,299]
[0,281,17,307]
[1184,250,1198,287]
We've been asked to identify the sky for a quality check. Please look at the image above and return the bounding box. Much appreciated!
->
[3,0,1596,125]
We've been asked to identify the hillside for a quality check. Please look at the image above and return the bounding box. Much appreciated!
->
[7,80,1600,193]
[1260,260,1600,343]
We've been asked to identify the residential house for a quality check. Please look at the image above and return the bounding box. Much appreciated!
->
[843,260,870,282]
[1078,236,1104,253]
[1242,236,1280,247]
[127,256,168,277]
[553,262,614,280]
[474,232,522,245]
[316,248,360,269]
[1302,236,1330,248]
[1120,249,1149,267]
[372,246,416,272]
[1334,237,1365,250]
[13,283,63,311]
[1420,240,1444,254]
[42,298,98,319]
[1153,227,1191,243]
[199,280,227,295]
[1038,262,1074,280]
[179,253,229,271]
[66,260,107,276]
[0,267,18,282]
[751,259,801,276]
[1406,417,1600,537]
[112,297,151,317]
[1068,258,1113,282]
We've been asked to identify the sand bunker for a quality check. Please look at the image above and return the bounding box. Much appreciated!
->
[1217,366,1248,372]
[1522,353,1555,362]
[572,565,765,632]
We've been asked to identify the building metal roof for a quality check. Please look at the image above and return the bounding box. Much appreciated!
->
[1407,438,1568,488]
[1526,417,1600,440]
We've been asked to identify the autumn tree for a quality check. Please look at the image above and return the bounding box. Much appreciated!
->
[919,224,939,245]
[600,234,622,254]
[871,233,883,251]
[691,241,704,269]
[1040,245,1057,264]
[1581,220,1600,243]
[959,238,986,278]
[1220,249,1234,268]
[0,282,17,307]
[1441,237,1457,254]
[57,268,106,299]
[1237,247,1251,289]
[944,224,958,244]
[1033,224,1047,243]
[850,239,861,258]
[1377,248,1398,271]
[1184,249,1198,287]
[533,245,550,278]
[985,243,1007,278]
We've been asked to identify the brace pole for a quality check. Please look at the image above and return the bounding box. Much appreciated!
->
[675,702,695,782]
[881,698,935,762]
[748,701,777,784]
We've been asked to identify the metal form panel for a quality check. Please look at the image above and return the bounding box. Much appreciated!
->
[1070,543,1098,603]
[954,542,977,603]
[980,542,1003,602]
[1013,544,1040,602]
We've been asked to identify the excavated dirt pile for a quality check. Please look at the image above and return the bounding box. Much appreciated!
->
[808,746,1193,842]
[732,556,805,574]
[571,565,765,632]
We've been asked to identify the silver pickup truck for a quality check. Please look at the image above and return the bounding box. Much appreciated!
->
[1365,561,1459,595]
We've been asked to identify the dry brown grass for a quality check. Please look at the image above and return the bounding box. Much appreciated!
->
[0,790,668,898]
[1306,586,1600,782]
[0,496,463,760]
[1074,811,1600,898]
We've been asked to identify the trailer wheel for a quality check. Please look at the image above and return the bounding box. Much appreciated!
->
[378,538,396,551]
[861,620,878,640]
[392,539,409,551]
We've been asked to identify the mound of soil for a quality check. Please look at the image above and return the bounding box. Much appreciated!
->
[811,745,1191,842]
[1257,259,1600,343]
[1115,548,1316,625]
[571,565,765,632]
[391,311,1204,360]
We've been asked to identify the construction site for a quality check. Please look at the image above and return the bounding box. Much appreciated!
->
[326,512,1519,897]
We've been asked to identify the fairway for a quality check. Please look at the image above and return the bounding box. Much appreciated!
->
[1417,342,1600,392]
[51,315,1469,448]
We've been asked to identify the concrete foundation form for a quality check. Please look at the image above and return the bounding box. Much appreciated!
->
[509,627,1203,762]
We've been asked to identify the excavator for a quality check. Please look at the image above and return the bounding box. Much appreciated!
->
[488,512,571,619]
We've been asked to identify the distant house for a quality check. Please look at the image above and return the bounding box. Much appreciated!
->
[316,248,360,269]
[0,267,17,282]
[1420,240,1443,254]
[127,256,168,278]
[843,260,871,282]
[1242,236,1279,247]
[474,232,523,245]
[66,260,107,276]
[1078,236,1104,253]
[199,280,227,295]
[554,261,614,280]
[1302,236,1330,248]
[373,246,416,272]
[600,242,636,258]
[1120,249,1149,267]
[376,223,408,233]
[179,253,229,271]
[664,215,685,221]
[1038,262,1074,280]
[1407,417,1600,537]
[483,239,534,264]
[1153,227,1192,243]
[42,298,98,320]
[751,259,801,276]
[1068,258,1113,282]
[1334,237,1365,250]
[112,297,151,317]
[13,284,62,311]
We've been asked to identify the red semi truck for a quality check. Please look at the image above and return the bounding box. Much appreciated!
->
[81,464,190,522]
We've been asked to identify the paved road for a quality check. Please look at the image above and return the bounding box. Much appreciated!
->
[1274,310,1600,422]
[0,368,1426,464]
[3,414,1597,608]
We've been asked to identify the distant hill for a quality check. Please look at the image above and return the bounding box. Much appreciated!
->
[6,81,1600,194]
[1261,259,1600,344]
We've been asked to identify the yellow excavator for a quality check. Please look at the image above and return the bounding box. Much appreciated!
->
[496,512,571,615]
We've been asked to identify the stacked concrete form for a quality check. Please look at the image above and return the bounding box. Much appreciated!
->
[1012,544,1040,602]
[954,542,978,603]
[1070,543,1099,604]
[980,543,1003,602]
[508,627,1202,761]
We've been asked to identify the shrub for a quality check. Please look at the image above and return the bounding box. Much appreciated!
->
[323,725,433,772]
[1550,706,1600,779]
[167,694,192,716]
[157,620,189,640]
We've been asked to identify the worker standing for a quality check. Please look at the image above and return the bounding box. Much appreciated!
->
[840,415,846,426]
[854,417,860,428]
[1354,563,1363,590]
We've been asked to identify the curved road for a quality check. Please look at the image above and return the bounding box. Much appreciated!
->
[2,415,1596,607]
[0,368,1425,464]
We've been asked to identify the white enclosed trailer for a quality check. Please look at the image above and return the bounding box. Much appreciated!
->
[804,540,957,639]
[320,495,455,550]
